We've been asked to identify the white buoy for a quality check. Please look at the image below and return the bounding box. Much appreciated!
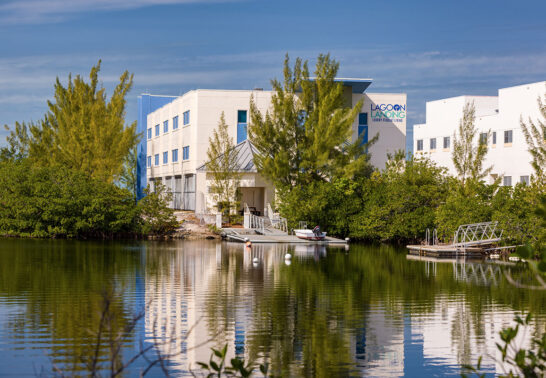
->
[284,253,292,260]
[284,259,291,266]
[253,257,259,264]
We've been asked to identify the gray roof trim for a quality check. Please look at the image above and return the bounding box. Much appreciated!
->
[196,139,259,173]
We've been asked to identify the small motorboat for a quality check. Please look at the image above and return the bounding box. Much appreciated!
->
[294,226,327,241]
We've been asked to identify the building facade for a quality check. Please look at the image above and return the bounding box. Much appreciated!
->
[413,81,545,186]
[137,80,407,214]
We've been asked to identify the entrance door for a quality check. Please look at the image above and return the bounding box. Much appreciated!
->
[239,187,264,215]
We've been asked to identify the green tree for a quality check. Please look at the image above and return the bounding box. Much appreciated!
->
[248,54,375,191]
[119,147,138,203]
[137,184,180,236]
[205,112,242,220]
[350,152,449,242]
[1,60,138,182]
[0,160,138,238]
[452,102,492,186]
[435,179,498,241]
[520,86,546,181]
[492,182,545,247]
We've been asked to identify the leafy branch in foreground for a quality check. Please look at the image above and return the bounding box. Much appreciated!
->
[48,289,214,377]
[191,344,268,378]
[462,314,546,378]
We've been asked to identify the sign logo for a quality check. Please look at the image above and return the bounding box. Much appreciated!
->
[370,104,406,123]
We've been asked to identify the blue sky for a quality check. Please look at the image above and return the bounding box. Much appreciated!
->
[1,0,545,149]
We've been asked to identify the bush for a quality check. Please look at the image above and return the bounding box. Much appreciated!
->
[0,160,138,238]
[137,183,180,235]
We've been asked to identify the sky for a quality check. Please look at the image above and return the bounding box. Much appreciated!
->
[1,0,545,149]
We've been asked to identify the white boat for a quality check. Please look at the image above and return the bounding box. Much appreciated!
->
[294,229,327,241]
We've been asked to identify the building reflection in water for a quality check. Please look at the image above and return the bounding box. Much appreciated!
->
[141,241,543,376]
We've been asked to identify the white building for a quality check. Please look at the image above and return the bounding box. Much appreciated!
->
[138,80,407,214]
[413,81,545,186]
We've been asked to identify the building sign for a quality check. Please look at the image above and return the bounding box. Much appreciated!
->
[370,103,406,123]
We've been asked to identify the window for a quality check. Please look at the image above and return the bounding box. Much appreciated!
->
[417,139,423,151]
[183,111,190,125]
[430,138,436,150]
[163,120,168,133]
[173,116,179,130]
[154,154,159,166]
[147,128,152,139]
[503,176,512,186]
[520,175,530,185]
[492,131,496,145]
[147,156,151,168]
[172,149,179,163]
[163,151,168,164]
[155,124,160,136]
[504,130,513,144]
[183,146,190,160]
[358,113,368,147]
[479,132,488,144]
[237,110,248,143]
[443,136,450,149]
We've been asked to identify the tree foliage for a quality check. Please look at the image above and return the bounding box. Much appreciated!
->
[0,160,138,238]
[119,147,138,203]
[205,112,242,217]
[137,184,180,236]
[452,102,492,186]
[248,54,375,191]
[279,152,450,243]
[1,60,138,183]
[521,86,546,181]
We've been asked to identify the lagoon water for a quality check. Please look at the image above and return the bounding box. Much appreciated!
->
[0,239,544,377]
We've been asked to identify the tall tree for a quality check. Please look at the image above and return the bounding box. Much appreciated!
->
[520,87,546,180]
[205,112,241,218]
[248,54,375,191]
[119,147,138,203]
[1,60,138,182]
[451,102,492,186]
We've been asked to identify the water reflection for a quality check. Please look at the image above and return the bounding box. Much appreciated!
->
[0,239,544,376]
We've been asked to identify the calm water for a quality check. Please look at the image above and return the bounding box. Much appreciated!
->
[0,239,544,377]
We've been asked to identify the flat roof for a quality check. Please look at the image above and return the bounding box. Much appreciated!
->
[308,77,373,93]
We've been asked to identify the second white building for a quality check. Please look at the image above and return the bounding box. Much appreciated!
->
[413,81,545,186]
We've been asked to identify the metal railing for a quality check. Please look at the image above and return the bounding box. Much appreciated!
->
[453,221,503,247]
[266,203,288,233]
[248,213,265,233]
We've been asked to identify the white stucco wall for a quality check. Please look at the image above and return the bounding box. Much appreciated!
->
[413,81,545,185]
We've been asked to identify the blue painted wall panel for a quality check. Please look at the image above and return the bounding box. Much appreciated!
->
[137,94,177,200]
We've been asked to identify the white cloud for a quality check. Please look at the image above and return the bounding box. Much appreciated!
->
[0,0,245,24]
[0,48,545,146]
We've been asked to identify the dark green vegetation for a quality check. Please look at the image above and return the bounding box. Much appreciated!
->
[0,62,177,238]
[278,151,544,246]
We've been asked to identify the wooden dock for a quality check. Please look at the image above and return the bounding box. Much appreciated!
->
[406,244,486,258]
[407,221,508,258]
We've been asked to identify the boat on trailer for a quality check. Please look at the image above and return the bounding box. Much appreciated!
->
[294,229,327,241]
